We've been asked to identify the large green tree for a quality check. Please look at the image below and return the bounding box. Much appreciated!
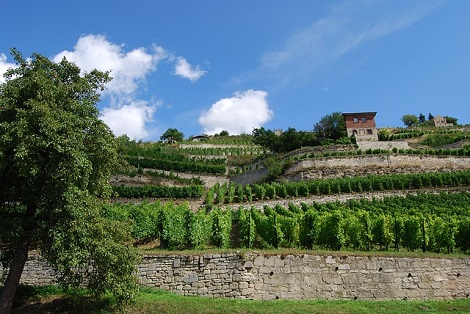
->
[160,128,184,143]
[0,50,140,312]
[313,112,347,140]
[401,114,419,127]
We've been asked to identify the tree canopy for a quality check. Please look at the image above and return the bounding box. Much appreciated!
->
[160,128,184,143]
[0,49,139,312]
[313,112,347,140]
[401,114,419,128]
[252,127,319,153]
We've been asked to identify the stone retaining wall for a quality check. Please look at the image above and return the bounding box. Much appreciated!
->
[284,154,470,181]
[5,253,469,301]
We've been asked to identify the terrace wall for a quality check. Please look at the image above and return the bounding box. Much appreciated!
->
[4,253,469,301]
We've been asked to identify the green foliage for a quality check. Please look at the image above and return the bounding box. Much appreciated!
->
[401,114,419,127]
[344,210,371,250]
[214,170,470,206]
[420,133,469,148]
[126,156,226,174]
[105,192,470,254]
[160,128,184,143]
[371,214,393,250]
[428,216,456,253]
[0,49,139,309]
[252,184,266,201]
[264,157,284,180]
[245,185,253,202]
[443,115,458,125]
[265,184,276,200]
[252,127,319,153]
[317,210,345,250]
[455,217,470,253]
[299,209,319,249]
[211,208,232,248]
[187,209,212,249]
[313,112,347,140]
[401,216,422,251]
[238,208,256,248]
[158,203,190,249]
[227,183,236,203]
[112,185,205,199]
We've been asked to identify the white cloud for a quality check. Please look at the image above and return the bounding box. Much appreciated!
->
[1,34,208,140]
[199,90,273,135]
[53,34,167,98]
[100,100,156,139]
[0,53,18,84]
[174,56,206,82]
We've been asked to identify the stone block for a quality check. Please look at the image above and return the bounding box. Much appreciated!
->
[239,282,249,289]
[264,257,276,267]
[325,256,336,264]
[232,274,242,282]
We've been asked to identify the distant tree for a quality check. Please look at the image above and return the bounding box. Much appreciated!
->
[313,112,347,140]
[219,130,229,137]
[418,113,426,124]
[253,127,318,153]
[252,127,279,151]
[0,50,140,312]
[444,116,458,125]
[161,128,184,143]
[401,114,419,127]
[428,113,434,121]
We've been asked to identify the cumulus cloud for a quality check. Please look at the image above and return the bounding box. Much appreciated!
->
[52,34,208,139]
[1,34,208,140]
[100,100,157,139]
[199,90,273,135]
[51,34,169,139]
[53,34,167,98]
[174,57,206,82]
[0,53,18,84]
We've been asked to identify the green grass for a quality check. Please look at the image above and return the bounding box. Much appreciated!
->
[11,285,470,314]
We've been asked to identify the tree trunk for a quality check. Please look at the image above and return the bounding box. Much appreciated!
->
[0,235,30,314]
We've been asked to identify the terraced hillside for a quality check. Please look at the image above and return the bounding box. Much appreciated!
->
[108,128,470,254]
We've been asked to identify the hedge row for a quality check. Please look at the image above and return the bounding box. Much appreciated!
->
[112,185,204,199]
[127,156,226,174]
[172,146,263,156]
[300,147,470,160]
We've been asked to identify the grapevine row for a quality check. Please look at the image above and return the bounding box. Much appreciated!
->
[206,170,470,205]
[112,185,204,199]
[126,156,226,174]
[103,192,470,253]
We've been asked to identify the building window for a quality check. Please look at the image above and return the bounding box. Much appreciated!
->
[361,117,367,123]
[367,129,373,135]
[353,117,359,123]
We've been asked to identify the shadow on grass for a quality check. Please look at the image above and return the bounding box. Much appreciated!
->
[10,284,116,314]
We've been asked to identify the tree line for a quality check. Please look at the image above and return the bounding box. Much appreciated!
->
[252,112,350,153]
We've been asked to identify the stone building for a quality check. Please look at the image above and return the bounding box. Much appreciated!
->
[433,115,452,127]
[191,135,209,142]
[342,112,378,141]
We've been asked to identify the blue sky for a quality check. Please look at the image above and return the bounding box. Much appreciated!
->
[1,0,469,140]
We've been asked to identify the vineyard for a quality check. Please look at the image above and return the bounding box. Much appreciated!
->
[104,192,470,253]
[110,128,470,255]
